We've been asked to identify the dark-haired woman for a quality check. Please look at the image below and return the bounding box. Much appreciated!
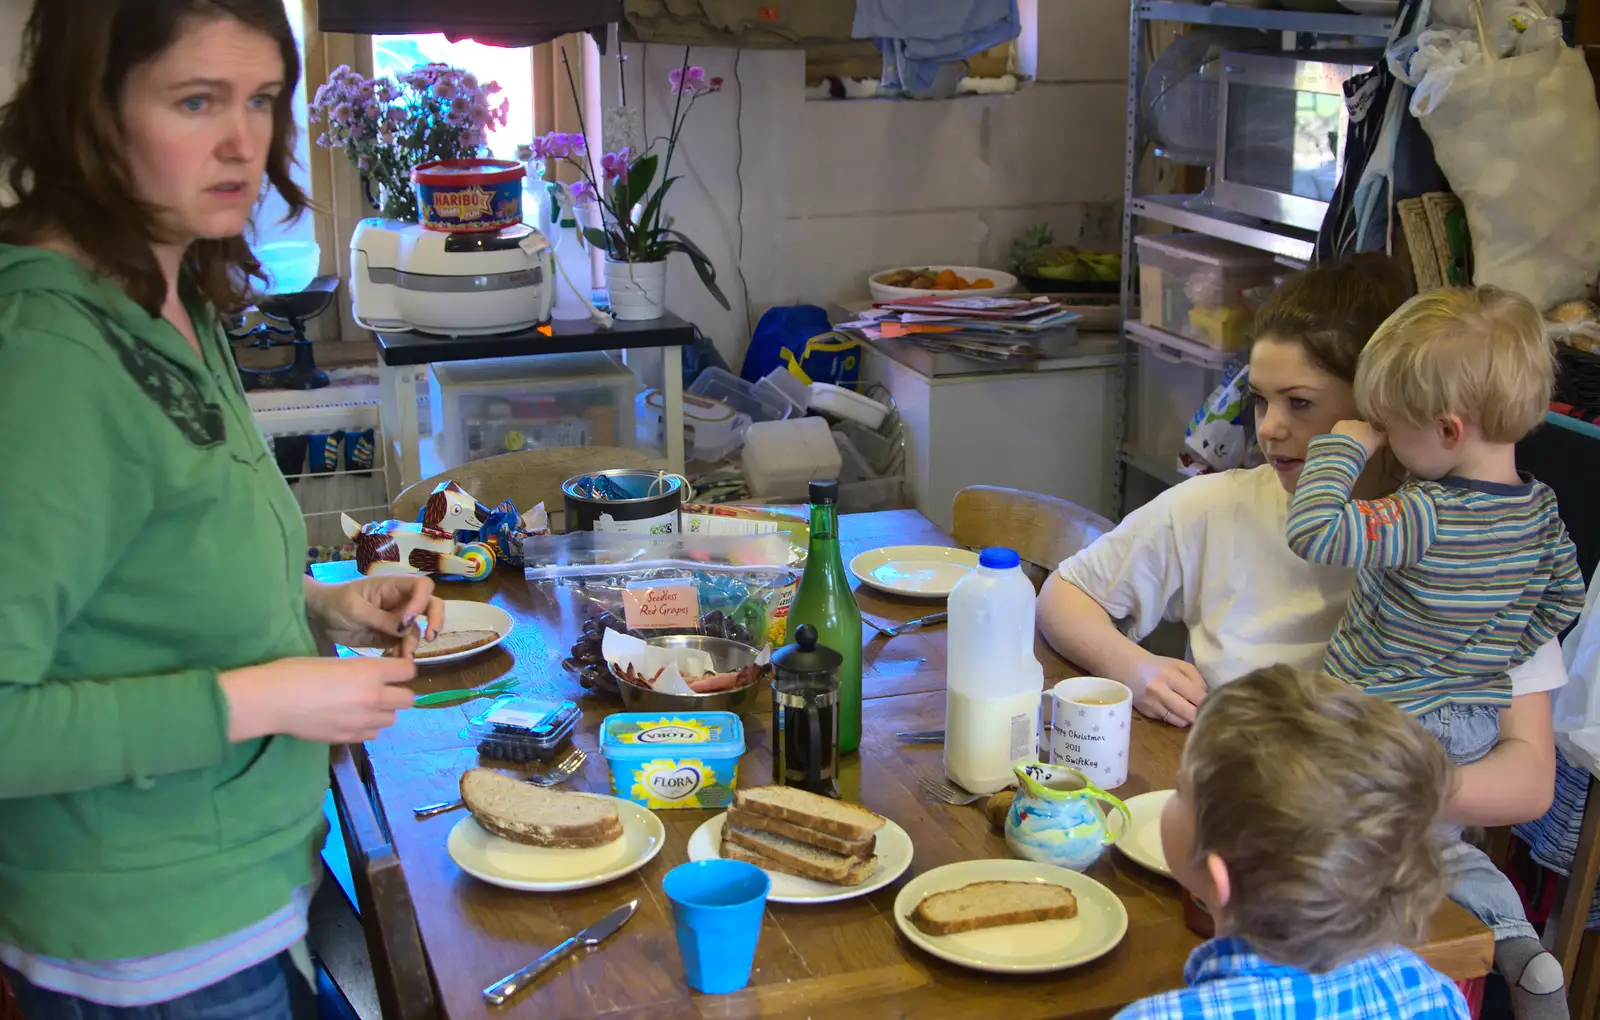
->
[1038,253,1572,1017]
[0,3,443,1016]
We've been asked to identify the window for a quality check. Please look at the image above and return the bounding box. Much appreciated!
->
[370,35,534,161]
[250,0,314,253]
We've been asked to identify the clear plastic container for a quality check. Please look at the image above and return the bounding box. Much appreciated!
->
[1134,234,1279,351]
[599,711,745,809]
[689,367,793,424]
[645,389,752,463]
[1127,323,1233,463]
[466,694,581,763]
[429,351,637,466]
[741,417,844,500]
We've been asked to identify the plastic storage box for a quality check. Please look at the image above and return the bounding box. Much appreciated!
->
[689,367,793,424]
[1135,234,1279,351]
[1126,322,1234,464]
[742,417,844,500]
[466,694,581,763]
[599,711,745,810]
[428,351,638,467]
[645,389,751,463]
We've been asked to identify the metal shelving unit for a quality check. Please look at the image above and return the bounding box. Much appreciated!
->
[1110,1,1393,517]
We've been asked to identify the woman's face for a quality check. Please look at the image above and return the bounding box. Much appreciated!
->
[119,16,284,246]
[1248,336,1361,493]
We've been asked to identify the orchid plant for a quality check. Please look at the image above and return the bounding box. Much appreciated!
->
[533,49,730,311]
[310,63,511,222]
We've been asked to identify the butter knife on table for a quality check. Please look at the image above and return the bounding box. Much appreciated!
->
[482,899,638,1005]
[895,730,946,743]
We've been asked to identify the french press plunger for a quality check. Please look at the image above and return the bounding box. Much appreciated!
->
[770,624,842,798]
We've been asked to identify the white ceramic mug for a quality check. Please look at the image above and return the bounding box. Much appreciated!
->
[1048,677,1133,790]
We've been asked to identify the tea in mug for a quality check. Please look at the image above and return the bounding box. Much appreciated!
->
[1072,697,1121,706]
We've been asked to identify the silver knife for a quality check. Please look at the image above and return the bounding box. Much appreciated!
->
[482,899,638,1006]
[896,729,946,743]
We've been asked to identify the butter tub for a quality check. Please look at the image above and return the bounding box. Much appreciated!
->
[599,712,744,810]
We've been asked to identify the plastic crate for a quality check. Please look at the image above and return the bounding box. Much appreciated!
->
[1135,234,1279,352]
[428,351,637,468]
[1127,322,1235,464]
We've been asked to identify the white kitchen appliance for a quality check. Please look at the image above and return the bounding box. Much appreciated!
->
[350,218,555,336]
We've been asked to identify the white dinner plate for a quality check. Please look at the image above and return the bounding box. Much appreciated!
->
[850,546,979,599]
[686,812,915,904]
[446,796,665,892]
[894,859,1129,974]
[346,600,513,665]
[1115,789,1175,878]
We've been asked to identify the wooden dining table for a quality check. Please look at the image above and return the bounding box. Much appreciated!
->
[316,509,1493,1020]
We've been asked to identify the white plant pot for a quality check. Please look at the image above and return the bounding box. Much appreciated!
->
[604,258,668,321]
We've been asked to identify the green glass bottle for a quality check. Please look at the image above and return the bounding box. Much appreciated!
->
[785,480,863,753]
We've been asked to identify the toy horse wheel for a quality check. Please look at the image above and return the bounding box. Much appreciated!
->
[460,542,495,581]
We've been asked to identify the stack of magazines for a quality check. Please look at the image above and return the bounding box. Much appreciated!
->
[837,295,1080,362]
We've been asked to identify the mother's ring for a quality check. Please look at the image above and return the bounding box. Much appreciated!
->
[1162,708,1175,725]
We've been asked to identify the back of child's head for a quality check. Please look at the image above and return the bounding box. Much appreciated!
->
[1354,285,1555,443]
[1181,664,1451,972]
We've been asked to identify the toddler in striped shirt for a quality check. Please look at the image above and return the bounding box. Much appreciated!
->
[1287,285,1586,1020]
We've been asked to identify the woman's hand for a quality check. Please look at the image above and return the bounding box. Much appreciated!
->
[305,576,444,657]
[221,656,418,744]
[1130,654,1207,727]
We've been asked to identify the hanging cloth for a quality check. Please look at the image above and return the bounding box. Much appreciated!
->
[1315,0,1448,261]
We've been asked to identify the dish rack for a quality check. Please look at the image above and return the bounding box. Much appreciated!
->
[247,385,394,565]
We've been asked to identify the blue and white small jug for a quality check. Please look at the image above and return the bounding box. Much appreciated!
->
[1005,761,1131,871]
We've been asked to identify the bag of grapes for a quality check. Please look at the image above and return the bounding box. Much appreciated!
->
[524,532,798,699]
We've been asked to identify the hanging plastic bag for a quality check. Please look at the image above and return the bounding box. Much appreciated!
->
[1407,3,1600,310]
[1552,579,1600,741]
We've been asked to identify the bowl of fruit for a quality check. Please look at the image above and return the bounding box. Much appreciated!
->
[868,265,1018,302]
[1010,223,1122,294]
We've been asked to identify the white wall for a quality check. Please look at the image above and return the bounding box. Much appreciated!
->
[605,0,1130,365]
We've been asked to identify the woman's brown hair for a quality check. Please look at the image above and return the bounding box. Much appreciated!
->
[1250,253,1414,382]
[0,0,306,316]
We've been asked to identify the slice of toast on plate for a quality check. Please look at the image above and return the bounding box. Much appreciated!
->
[460,768,622,849]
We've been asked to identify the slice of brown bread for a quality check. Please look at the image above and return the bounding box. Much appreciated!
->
[909,881,1078,936]
[415,629,500,658]
[724,806,876,858]
[720,833,876,887]
[460,768,623,849]
[732,786,886,840]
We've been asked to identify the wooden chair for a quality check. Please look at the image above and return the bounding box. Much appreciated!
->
[328,745,439,1020]
[391,446,657,529]
[950,485,1114,589]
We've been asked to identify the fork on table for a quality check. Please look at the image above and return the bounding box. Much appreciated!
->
[412,748,588,819]
[917,772,986,806]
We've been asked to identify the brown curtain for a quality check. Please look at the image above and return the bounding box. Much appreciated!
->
[318,0,620,50]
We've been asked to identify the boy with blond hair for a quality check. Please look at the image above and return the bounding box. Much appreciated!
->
[1286,284,1586,1020]
[1117,664,1466,1019]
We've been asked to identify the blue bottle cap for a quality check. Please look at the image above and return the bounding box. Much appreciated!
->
[979,547,1020,570]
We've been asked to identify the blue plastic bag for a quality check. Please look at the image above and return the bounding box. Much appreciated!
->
[740,305,860,389]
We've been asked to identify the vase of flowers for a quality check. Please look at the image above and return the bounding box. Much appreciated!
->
[309,62,510,222]
[533,51,730,321]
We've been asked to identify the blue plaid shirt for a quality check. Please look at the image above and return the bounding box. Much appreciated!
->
[1114,937,1469,1020]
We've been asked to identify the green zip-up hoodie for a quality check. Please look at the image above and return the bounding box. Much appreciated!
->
[0,246,327,959]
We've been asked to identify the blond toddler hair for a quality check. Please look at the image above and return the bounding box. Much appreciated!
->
[1354,285,1555,443]
[1181,665,1452,972]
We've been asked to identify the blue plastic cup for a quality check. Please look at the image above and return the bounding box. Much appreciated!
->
[662,859,770,994]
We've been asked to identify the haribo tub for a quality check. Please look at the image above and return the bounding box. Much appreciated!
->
[599,712,745,810]
[410,158,523,233]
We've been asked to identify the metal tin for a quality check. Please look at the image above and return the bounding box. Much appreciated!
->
[562,469,684,535]
[410,158,525,233]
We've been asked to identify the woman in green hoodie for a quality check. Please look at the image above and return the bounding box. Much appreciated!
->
[0,2,446,1017]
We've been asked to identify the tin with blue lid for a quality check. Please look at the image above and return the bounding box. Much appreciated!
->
[599,711,745,810]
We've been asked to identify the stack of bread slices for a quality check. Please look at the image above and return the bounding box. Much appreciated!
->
[719,786,886,886]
